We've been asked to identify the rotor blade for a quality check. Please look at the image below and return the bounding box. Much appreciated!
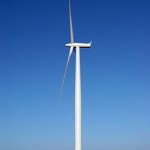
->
[59,46,74,101]
[69,0,74,43]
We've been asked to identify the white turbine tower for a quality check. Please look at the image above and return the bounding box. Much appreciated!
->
[60,0,92,150]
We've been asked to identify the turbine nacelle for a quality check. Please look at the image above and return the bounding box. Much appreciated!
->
[65,42,92,48]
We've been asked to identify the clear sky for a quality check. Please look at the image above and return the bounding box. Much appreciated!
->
[0,0,150,150]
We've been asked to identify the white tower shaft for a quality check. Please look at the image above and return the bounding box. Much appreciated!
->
[75,46,81,150]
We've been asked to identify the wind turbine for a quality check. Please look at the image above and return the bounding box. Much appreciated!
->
[60,0,92,150]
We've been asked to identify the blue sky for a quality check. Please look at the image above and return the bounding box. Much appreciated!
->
[0,0,150,150]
